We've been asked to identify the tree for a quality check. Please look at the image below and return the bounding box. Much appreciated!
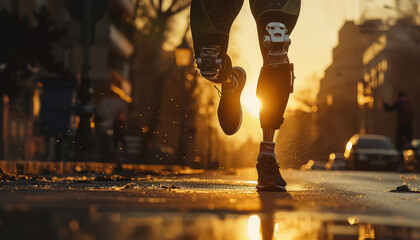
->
[392,0,420,24]
[175,34,198,164]
[130,0,190,160]
[0,7,66,159]
[383,1,420,50]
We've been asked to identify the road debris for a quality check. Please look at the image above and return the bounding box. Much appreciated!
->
[115,183,132,190]
[390,185,420,193]
[161,185,179,190]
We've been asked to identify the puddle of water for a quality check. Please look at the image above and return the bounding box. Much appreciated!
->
[1,209,420,240]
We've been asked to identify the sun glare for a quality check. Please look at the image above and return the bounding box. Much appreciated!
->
[241,87,261,118]
[247,215,261,240]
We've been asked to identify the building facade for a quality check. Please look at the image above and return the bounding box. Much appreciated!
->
[0,0,134,161]
[317,20,383,157]
[360,21,420,144]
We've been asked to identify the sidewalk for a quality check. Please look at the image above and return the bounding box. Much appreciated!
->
[0,160,204,176]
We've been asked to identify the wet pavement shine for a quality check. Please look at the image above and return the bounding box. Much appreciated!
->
[1,169,420,240]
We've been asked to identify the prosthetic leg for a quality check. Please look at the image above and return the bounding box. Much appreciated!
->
[190,0,301,191]
[190,0,247,135]
[251,0,301,192]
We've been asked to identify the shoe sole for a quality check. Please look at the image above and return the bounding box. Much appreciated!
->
[218,67,246,135]
[231,67,246,133]
[256,181,287,192]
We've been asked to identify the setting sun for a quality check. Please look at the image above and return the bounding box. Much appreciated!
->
[241,86,261,118]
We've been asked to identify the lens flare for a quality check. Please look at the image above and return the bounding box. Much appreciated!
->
[247,215,261,240]
[241,87,261,118]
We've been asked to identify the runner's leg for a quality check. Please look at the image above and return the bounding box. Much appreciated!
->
[251,0,301,137]
[190,0,244,83]
[191,0,247,136]
[251,0,301,191]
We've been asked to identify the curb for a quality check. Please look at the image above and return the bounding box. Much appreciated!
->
[0,161,204,176]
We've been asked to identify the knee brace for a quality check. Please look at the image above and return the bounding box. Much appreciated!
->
[196,45,232,83]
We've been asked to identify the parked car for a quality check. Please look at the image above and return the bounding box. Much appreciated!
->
[326,153,346,170]
[403,139,420,172]
[301,160,326,171]
[344,134,400,171]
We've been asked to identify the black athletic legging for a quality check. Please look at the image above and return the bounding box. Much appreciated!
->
[190,0,301,130]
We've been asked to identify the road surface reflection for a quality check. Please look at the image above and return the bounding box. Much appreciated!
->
[1,207,420,240]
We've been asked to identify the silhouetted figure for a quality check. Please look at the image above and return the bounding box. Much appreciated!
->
[113,112,127,152]
[384,91,413,151]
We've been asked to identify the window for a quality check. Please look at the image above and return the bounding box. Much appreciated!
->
[33,90,41,117]
[382,59,388,72]
[364,73,369,83]
[327,94,333,106]
[357,138,394,150]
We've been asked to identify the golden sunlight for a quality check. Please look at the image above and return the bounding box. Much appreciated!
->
[247,215,261,240]
[241,86,261,118]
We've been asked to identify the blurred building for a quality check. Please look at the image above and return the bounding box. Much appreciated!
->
[0,0,134,161]
[317,20,383,157]
[360,21,420,141]
[151,59,228,168]
[0,0,229,166]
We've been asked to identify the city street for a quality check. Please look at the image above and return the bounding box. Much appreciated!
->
[2,0,420,239]
[1,169,420,239]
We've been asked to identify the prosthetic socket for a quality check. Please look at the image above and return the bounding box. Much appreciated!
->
[196,46,232,84]
[257,22,295,130]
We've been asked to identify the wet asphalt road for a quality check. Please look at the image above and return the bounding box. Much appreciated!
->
[1,169,420,240]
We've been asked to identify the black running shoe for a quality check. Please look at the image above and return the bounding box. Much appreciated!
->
[217,67,246,135]
[256,155,287,192]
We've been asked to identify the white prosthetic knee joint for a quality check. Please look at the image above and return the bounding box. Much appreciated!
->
[263,22,291,67]
[261,22,295,93]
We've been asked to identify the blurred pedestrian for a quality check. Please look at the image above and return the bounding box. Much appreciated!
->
[383,91,413,151]
[113,112,127,153]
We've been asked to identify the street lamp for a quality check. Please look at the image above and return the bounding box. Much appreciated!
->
[66,0,108,156]
[175,37,192,165]
[74,0,95,155]
[175,38,192,67]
